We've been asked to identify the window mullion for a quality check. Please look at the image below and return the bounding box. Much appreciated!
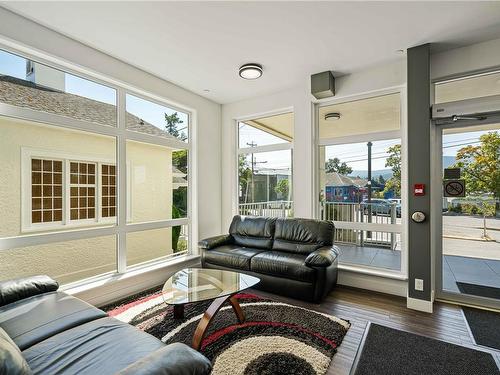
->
[117,89,127,273]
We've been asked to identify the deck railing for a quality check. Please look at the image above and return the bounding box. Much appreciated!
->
[321,201,399,249]
[237,201,400,249]
[239,201,293,218]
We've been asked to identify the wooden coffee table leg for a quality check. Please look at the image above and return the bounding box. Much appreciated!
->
[173,304,184,319]
[229,295,245,323]
[192,294,245,350]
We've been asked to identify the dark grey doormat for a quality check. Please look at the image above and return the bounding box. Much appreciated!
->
[457,282,500,300]
[463,307,500,351]
[351,323,499,375]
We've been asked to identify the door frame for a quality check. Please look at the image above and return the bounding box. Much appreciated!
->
[433,119,500,310]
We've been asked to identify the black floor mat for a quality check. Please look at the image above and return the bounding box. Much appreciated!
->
[463,307,500,351]
[352,323,499,375]
[457,282,500,300]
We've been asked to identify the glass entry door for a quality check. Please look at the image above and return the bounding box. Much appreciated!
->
[436,122,500,308]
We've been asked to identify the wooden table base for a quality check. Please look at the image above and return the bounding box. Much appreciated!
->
[192,294,245,350]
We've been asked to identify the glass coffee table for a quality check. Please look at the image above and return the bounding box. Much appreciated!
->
[162,268,260,350]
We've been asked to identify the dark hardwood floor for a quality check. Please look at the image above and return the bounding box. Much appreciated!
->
[251,286,500,374]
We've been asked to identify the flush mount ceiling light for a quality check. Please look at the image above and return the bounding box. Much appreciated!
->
[325,112,341,121]
[239,63,263,80]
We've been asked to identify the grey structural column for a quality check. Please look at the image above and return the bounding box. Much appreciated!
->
[407,44,432,303]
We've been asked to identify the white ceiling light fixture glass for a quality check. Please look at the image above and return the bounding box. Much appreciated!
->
[325,112,341,121]
[239,63,263,80]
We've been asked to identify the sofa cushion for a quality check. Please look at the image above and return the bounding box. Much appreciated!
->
[203,245,265,270]
[117,343,212,375]
[0,291,107,350]
[0,275,58,307]
[250,251,316,283]
[229,215,277,249]
[272,218,334,254]
[0,327,31,375]
[23,317,165,375]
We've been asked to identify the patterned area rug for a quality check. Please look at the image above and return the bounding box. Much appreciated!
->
[104,289,350,375]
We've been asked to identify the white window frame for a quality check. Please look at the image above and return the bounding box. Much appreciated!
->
[314,87,408,280]
[21,148,127,233]
[235,111,294,216]
[0,43,195,287]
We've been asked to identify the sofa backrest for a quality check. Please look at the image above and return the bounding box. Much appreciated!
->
[272,217,334,254]
[229,215,276,249]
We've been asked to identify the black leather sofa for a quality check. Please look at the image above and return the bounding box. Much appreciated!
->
[0,275,211,375]
[200,216,339,303]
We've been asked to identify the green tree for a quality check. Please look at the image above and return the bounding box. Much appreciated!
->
[453,131,500,198]
[171,205,182,252]
[325,157,353,175]
[239,155,252,203]
[172,149,188,174]
[164,112,187,141]
[378,174,386,185]
[275,179,290,199]
[383,144,401,197]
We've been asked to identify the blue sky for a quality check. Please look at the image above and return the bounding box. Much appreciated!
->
[0,49,188,137]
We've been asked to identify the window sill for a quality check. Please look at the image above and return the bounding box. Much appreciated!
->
[61,253,200,297]
[21,220,117,235]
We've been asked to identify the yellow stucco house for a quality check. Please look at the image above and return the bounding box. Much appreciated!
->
[0,71,185,284]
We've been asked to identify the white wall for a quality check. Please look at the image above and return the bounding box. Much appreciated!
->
[0,7,222,241]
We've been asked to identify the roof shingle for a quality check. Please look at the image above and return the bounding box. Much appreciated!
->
[0,75,176,139]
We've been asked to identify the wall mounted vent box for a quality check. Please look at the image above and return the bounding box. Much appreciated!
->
[311,71,335,99]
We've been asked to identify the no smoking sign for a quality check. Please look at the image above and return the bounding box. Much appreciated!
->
[444,179,466,197]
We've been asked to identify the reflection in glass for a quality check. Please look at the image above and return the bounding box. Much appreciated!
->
[162,268,260,305]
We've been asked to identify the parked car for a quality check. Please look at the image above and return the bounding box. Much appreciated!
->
[362,198,400,217]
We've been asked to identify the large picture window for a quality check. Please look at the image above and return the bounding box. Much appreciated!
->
[237,112,294,218]
[0,48,192,285]
[317,92,404,274]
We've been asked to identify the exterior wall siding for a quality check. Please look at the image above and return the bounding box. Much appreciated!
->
[0,116,174,284]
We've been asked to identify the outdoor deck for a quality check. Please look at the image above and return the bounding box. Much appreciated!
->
[338,244,500,291]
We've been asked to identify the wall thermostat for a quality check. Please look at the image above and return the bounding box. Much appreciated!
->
[411,211,426,223]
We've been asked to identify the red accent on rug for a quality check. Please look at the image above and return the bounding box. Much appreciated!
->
[107,291,162,317]
[202,320,338,350]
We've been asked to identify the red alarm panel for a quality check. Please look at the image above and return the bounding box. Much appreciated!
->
[414,184,425,196]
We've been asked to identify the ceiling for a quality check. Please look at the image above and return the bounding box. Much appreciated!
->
[3,2,500,104]
[319,93,400,140]
[435,71,500,104]
[245,112,294,141]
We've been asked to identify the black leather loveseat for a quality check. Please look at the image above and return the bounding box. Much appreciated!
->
[0,275,211,375]
[200,216,339,303]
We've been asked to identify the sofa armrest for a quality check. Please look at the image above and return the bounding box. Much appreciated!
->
[0,275,59,307]
[305,246,339,267]
[198,234,233,250]
[116,342,212,375]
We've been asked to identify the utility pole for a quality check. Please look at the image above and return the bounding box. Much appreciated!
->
[246,142,258,203]
[367,141,373,238]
